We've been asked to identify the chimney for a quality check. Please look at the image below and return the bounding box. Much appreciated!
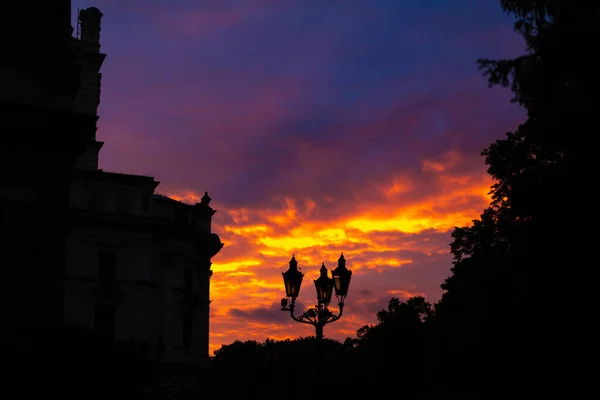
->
[79,7,103,50]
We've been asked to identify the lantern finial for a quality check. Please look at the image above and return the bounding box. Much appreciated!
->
[320,263,328,277]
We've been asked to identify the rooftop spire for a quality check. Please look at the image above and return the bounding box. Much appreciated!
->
[200,192,211,206]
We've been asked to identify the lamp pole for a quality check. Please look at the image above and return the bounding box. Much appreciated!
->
[280,254,352,395]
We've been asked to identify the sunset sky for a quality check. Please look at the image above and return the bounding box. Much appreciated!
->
[72,0,526,355]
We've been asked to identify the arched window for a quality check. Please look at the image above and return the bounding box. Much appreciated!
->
[184,266,193,292]
[88,190,104,211]
[115,193,132,213]
[183,314,193,349]
[98,251,116,281]
[94,304,116,339]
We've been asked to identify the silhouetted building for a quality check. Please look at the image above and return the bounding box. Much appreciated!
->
[1,2,223,396]
[66,6,223,366]
[0,1,97,331]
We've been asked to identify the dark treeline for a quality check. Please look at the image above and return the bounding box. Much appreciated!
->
[209,0,586,398]
[208,297,434,399]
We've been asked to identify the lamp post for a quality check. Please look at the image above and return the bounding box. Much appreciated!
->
[280,253,352,339]
[280,253,352,394]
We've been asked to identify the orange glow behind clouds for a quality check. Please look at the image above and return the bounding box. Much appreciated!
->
[168,153,493,355]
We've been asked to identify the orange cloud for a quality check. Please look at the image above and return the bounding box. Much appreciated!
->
[165,151,493,355]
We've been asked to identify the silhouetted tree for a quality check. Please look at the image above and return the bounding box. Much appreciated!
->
[431,0,591,395]
[209,336,345,400]
[341,297,433,396]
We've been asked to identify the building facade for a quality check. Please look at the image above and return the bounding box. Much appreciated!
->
[64,7,223,368]
[0,2,223,380]
[0,1,98,331]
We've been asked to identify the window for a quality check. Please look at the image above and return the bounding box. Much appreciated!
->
[0,196,5,225]
[88,190,104,211]
[162,252,175,268]
[98,251,116,281]
[94,304,116,339]
[184,266,193,292]
[183,314,193,349]
[174,204,189,224]
[141,195,150,213]
[115,193,132,213]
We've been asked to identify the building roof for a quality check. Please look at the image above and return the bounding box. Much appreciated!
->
[72,169,160,188]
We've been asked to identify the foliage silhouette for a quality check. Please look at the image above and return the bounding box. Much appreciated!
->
[433,0,586,395]
[209,336,346,399]
[209,297,434,398]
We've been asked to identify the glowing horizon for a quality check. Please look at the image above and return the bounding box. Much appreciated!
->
[167,163,496,355]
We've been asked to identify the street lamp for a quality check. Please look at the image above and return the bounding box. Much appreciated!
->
[332,253,352,302]
[314,263,334,307]
[281,253,352,396]
[280,253,352,340]
[282,255,303,300]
